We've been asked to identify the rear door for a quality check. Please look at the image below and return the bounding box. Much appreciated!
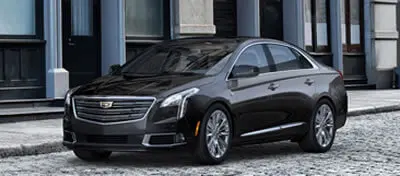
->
[264,44,319,134]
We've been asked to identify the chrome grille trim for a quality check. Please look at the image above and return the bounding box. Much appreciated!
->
[72,96,156,125]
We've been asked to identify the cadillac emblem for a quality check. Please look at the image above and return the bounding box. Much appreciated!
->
[99,101,113,109]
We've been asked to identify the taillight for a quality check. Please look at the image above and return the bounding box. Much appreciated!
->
[336,70,343,79]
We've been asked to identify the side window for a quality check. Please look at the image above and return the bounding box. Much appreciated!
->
[234,45,271,74]
[267,44,313,71]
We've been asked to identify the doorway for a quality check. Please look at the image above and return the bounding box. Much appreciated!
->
[62,0,101,88]
[260,0,283,40]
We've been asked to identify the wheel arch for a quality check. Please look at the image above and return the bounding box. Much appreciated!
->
[205,99,236,137]
[316,95,337,113]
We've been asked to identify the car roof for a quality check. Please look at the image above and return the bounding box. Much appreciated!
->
[159,37,289,47]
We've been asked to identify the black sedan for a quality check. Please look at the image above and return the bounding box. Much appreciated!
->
[63,37,347,165]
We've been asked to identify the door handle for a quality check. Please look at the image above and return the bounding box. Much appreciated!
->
[268,83,280,91]
[305,79,315,86]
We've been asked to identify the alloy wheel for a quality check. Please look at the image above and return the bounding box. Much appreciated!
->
[205,110,230,159]
[314,104,334,147]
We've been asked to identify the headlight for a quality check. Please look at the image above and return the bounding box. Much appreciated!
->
[65,86,80,106]
[160,88,199,119]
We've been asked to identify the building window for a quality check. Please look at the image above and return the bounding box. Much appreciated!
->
[341,0,363,53]
[71,0,93,36]
[0,0,38,37]
[125,0,166,39]
[304,0,330,53]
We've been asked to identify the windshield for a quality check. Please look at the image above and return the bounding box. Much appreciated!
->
[121,40,239,76]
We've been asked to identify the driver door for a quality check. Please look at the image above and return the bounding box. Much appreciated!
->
[228,44,285,139]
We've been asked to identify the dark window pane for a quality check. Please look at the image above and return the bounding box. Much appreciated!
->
[260,0,283,40]
[235,45,271,73]
[268,45,312,71]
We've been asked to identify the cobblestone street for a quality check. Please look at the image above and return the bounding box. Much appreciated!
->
[1,112,399,176]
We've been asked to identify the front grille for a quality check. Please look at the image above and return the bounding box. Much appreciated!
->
[86,135,128,144]
[73,96,155,123]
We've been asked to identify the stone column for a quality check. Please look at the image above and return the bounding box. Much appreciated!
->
[282,0,305,48]
[236,0,260,37]
[330,0,344,72]
[371,0,399,88]
[44,0,69,98]
[101,0,126,75]
[174,0,216,37]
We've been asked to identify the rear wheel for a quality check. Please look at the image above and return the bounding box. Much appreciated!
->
[299,99,336,153]
[73,149,112,162]
[194,104,232,165]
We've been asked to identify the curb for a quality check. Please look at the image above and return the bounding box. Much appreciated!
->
[0,141,68,158]
[348,104,400,117]
[2,105,400,159]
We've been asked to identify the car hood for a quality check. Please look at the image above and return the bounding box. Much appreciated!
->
[74,74,212,97]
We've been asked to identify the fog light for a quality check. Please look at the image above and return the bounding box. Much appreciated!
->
[174,133,185,143]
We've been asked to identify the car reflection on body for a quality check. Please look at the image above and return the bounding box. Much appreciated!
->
[63,37,347,165]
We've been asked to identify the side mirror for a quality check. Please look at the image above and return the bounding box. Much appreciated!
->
[109,64,122,75]
[231,65,259,78]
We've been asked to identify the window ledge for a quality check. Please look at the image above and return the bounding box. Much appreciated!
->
[343,52,365,56]
[125,39,164,44]
[308,52,333,56]
[0,39,45,44]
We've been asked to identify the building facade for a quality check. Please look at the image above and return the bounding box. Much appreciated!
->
[0,0,398,101]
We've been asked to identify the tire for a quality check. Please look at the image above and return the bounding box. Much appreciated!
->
[299,99,336,153]
[73,149,112,162]
[194,104,233,165]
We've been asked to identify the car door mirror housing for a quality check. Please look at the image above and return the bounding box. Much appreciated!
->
[109,64,122,75]
[231,65,260,78]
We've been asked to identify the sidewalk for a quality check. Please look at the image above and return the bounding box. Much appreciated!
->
[1,90,399,158]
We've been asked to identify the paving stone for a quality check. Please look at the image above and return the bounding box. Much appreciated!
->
[0,112,399,175]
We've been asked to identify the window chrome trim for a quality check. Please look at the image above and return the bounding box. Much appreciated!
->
[72,95,156,125]
[240,122,305,137]
[225,41,320,81]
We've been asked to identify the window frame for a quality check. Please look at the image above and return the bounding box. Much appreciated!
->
[266,44,315,72]
[124,0,171,42]
[342,0,364,53]
[0,0,43,40]
[226,41,319,81]
[232,44,274,75]
[304,0,331,54]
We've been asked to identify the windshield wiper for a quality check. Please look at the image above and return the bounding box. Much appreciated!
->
[122,72,158,78]
[161,71,202,76]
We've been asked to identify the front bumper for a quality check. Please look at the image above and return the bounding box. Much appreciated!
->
[63,130,187,151]
[62,96,203,151]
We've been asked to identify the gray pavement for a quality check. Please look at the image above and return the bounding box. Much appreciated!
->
[0,111,399,175]
[348,90,400,116]
[0,90,400,159]
[0,119,65,158]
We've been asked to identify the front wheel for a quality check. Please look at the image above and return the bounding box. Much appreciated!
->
[299,99,336,153]
[194,104,233,165]
[73,150,112,162]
